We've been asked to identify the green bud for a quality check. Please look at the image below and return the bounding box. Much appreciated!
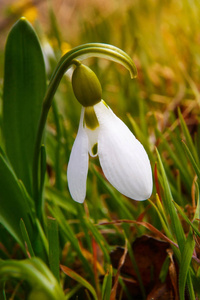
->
[72,64,102,107]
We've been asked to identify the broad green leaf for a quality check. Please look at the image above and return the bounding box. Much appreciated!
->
[0,152,34,248]
[3,17,46,195]
[0,258,65,300]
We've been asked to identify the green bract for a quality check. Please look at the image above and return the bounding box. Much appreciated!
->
[72,64,102,107]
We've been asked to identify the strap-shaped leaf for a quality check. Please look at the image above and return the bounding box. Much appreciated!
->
[3,18,46,195]
[0,152,34,248]
[0,258,65,300]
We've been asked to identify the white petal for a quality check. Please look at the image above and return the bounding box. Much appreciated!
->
[67,108,89,203]
[94,101,153,200]
[84,125,100,157]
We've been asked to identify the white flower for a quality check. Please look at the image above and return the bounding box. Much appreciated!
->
[67,100,153,203]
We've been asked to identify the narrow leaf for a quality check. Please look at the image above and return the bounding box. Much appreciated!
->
[179,230,195,300]
[0,153,34,248]
[45,187,77,215]
[86,218,110,263]
[47,217,60,283]
[20,218,35,258]
[173,201,200,237]
[156,148,186,253]
[182,140,200,180]
[60,265,98,300]
[102,265,113,300]
[178,108,199,163]
[48,205,94,279]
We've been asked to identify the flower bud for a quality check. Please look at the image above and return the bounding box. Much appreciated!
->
[72,64,102,107]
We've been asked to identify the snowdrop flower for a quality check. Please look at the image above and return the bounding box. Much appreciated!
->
[67,63,152,203]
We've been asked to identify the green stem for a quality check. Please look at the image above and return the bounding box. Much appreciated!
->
[52,101,62,191]
[32,43,137,220]
[32,60,80,219]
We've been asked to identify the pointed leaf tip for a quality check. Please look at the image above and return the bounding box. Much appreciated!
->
[3,17,46,195]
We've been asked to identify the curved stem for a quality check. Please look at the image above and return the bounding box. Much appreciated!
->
[32,43,137,219]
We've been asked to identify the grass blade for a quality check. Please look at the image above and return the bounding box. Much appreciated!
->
[47,217,60,283]
[173,201,200,237]
[60,265,98,300]
[156,148,186,253]
[86,219,111,263]
[179,229,195,300]
[178,108,199,164]
[48,205,94,280]
[0,152,34,249]
[20,219,35,258]
[102,265,113,300]
[182,140,200,180]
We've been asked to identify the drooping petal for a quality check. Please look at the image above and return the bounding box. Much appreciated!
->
[94,101,153,200]
[67,108,89,203]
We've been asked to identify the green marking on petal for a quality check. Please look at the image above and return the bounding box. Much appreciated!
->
[92,143,98,156]
[102,100,109,108]
[84,106,99,130]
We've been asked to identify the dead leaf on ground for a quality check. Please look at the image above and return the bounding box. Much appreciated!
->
[110,235,178,299]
